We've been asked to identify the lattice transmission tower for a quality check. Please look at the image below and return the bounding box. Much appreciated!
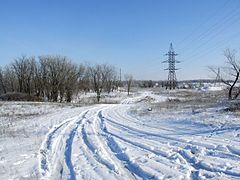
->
[162,43,180,89]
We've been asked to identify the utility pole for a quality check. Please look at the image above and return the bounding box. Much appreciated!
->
[162,43,180,89]
[120,68,122,83]
[118,68,122,89]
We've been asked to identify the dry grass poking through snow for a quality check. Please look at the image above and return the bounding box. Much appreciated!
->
[149,89,228,112]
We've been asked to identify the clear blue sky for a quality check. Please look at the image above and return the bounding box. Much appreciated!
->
[0,0,240,80]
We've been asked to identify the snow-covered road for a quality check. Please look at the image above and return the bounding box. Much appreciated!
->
[39,98,240,179]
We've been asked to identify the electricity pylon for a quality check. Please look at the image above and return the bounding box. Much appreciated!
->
[162,43,180,89]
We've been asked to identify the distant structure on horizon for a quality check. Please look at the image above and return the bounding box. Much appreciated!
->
[162,43,180,89]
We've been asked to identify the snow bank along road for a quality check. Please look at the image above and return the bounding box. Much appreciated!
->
[39,98,240,179]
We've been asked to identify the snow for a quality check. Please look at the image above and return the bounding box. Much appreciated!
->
[197,83,227,92]
[121,91,176,104]
[0,89,240,179]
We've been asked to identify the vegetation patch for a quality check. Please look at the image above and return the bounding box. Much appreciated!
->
[0,93,43,102]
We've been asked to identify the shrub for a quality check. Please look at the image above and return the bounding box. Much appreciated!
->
[0,93,43,102]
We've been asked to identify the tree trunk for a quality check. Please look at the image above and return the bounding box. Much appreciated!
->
[97,92,100,102]
[0,75,6,94]
[229,72,239,100]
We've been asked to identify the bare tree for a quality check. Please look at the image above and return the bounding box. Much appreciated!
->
[210,49,240,100]
[77,64,89,93]
[3,66,18,92]
[103,65,117,93]
[38,55,79,102]
[64,62,79,102]
[11,56,35,94]
[88,64,116,102]
[32,60,43,97]
[125,74,133,95]
[0,67,6,94]
[88,65,104,102]
[1,54,119,103]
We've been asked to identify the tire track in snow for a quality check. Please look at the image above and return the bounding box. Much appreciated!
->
[98,110,160,179]
[101,120,191,178]
[39,117,75,177]
[104,106,240,163]
[102,105,240,179]
[39,100,240,179]
[80,107,136,179]
[39,110,89,179]
[73,118,104,179]
[106,118,240,165]
[104,115,240,178]
[63,111,89,180]
[105,116,184,142]
[227,145,240,156]
[81,123,117,172]
[101,117,171,158]
[178,149,240,178]
[104,106,188,143]
[40,105,136,179]
[101,107,201,178]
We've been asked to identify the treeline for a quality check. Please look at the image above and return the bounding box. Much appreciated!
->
[0,55,120,102]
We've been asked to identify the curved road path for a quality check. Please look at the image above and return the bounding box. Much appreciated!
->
[39,102,240,179]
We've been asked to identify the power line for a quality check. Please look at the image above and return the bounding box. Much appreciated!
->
[182,4,240,61]
[185,29,240,62]
[133,1,240,80]
[176,0,230,48]
[178,0,240,54]
[184,7,240,59]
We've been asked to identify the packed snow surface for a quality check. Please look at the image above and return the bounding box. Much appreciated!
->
[0,91,240,179]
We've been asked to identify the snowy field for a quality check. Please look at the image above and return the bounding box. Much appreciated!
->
[0,88,240,179]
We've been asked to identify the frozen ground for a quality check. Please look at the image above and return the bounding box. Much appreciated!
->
[0,89,240,179]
